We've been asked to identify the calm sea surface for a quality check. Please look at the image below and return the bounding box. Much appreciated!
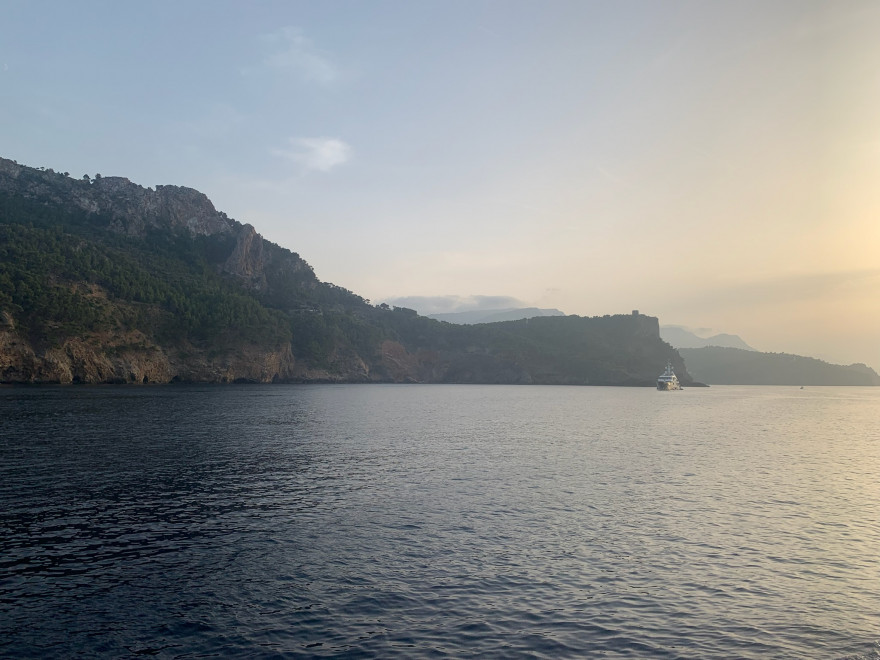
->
[1,384,878,658]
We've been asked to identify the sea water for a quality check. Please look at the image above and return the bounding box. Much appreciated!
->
[1,384,878,658]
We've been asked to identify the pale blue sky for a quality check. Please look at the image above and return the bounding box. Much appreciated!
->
[2,0,879,368]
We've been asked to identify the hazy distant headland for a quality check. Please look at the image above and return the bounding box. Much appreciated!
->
[679,346,880,386]
[0,156,688,386]
[662,326,879,385]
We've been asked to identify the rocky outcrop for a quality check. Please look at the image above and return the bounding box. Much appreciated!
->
[170,342,298,384]
[223,224,267,288]
[0,156,316,294]
[374,341,443,383]
[0,326,299,385]
[1,329,166,384]
[0,158,232,237]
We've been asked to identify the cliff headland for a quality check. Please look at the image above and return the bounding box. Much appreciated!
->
[0,156,688,385]
[680,346,880,386]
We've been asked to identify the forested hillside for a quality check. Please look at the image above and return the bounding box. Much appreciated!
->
[0,156,688,385]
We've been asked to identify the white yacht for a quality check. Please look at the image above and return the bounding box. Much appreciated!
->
[657,361,681,390]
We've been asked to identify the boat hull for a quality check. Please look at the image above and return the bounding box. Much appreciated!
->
[657,360,681,390]
[657,380,681,391]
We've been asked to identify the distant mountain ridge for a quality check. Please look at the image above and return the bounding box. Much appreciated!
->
[661,325,755,351]
[680,346,880,386]
[427,307,565,325]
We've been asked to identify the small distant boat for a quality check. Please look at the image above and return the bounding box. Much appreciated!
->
[657,361,681,391]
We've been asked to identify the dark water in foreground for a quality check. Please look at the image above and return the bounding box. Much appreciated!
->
[1,384,878,658]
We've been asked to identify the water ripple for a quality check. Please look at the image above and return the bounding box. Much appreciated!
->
[1,384,878,658]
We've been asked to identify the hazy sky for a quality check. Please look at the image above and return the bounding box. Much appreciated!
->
[2,0,879,369]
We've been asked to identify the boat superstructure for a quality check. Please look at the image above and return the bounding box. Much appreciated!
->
[657,361,681,390]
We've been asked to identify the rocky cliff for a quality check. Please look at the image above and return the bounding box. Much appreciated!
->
[0,326,302,385]
[1,156,691,386]
[0,157,232,237]
[0,157,315,296]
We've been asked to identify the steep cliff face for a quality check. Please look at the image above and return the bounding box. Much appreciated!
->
[373,341,444,383]
[224,224,267,287]
[0,157,316,295]
[0,321,299,385]
[220,223,316,295]
[0,325,171,384]
[0,158,231,237]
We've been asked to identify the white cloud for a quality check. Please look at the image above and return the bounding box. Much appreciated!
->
[260,27,338,85]
[272,137,352,172]
[381,295,528,315]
